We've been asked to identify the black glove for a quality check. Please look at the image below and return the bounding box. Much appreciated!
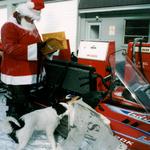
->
[37,41,46,51]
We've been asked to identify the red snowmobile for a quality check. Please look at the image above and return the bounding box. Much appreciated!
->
[96,50,150,150]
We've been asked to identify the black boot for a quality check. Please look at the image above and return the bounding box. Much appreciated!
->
[6,101,20,119]
[7,85,36,117]
[6,107,19,119]
[15,101,36,117]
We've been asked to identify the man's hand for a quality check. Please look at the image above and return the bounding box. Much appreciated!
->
[37,41,46,51]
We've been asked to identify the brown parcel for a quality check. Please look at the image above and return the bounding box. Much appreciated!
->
[41,32,67,55]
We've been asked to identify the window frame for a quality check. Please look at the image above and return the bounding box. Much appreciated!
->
[123,18,150,45]
[85,18,102,41]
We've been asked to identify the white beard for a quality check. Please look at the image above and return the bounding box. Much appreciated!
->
[21,18,36,31]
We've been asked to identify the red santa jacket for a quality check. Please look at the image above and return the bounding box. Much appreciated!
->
[1,19,42,85]
[0,42,2,50]
[0,42,3,73]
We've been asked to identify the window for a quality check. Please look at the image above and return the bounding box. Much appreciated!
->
[124,19,149,44]
[89,24,100,39]
[86,21,101,40]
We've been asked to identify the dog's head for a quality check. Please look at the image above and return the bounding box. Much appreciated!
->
[59,96,81,126]
[60,96,81,113]
[66,96,81,104]
[60,96,81,109]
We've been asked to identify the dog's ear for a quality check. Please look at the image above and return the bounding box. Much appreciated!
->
[67,96,81,105]
[60,102,69,110]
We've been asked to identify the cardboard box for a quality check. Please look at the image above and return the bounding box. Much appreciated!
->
[41,32,67,55]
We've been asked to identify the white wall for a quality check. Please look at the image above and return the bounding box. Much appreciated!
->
[0,7,7,40]
[35,0,78,52]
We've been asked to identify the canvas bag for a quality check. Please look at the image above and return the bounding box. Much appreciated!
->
[59,100,127,150]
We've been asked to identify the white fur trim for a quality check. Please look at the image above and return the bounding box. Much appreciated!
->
[1,73,37,85]
[8,16,31,31]
[27,1,34,8]
[28,43,38,60]
[16,3,41,20]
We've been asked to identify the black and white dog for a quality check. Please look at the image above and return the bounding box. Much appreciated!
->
[0,102,70,150]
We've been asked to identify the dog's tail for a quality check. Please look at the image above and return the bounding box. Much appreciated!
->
[0,116,21,134]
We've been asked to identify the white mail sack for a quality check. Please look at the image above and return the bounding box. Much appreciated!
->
[59,100,127,150]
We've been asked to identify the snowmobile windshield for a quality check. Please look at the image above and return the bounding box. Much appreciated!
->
[109,50,150,112]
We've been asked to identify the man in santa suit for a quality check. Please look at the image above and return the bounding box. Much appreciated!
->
[1,0,45,118]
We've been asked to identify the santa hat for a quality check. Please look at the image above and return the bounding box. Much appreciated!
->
[16,0,44,20]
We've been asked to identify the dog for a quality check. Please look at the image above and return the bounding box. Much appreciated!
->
[0,102,70,150]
